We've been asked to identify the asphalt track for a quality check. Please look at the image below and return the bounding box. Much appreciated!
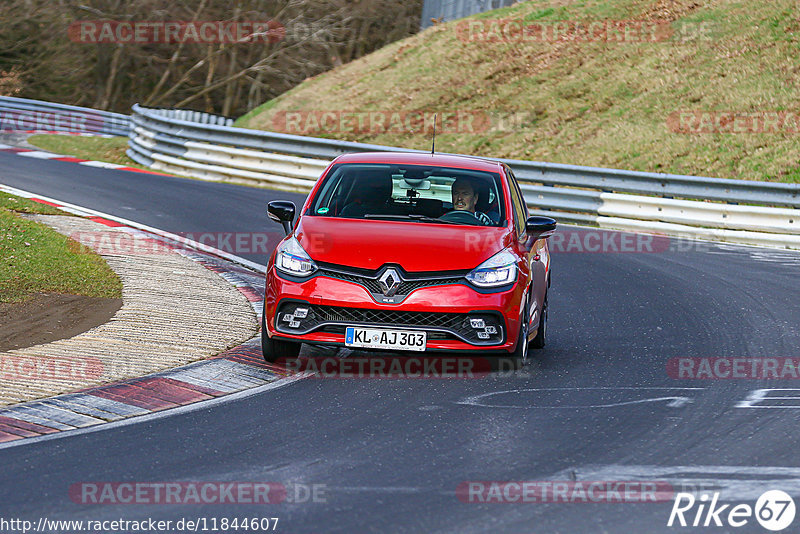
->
[2,150,800,533]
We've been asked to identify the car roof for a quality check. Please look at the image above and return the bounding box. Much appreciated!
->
[331,152,505,174]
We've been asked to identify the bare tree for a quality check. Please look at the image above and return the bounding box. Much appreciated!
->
[0,0,422,116]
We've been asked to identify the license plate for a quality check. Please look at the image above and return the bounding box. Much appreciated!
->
[345,327,427,352]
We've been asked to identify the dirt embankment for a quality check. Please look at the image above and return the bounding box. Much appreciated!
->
[0,293,121,352]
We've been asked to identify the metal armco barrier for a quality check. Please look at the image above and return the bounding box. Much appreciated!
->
[421,0,517,29]
[0,96,130,136]
[126,103,800,250]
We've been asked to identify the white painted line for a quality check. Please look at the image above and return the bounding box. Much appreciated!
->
[555,464,800,500]
[0,185,34,198]
[78,160,124,169]
[0,183,267,273]
[456,387,706,409]
[0,373,310,450]
[17,150,67,159]
[736,389,800,408]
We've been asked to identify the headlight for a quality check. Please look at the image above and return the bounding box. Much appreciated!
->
[466,247,518,288]
[275,236,317,277]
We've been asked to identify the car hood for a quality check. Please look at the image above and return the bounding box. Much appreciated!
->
[295,216,512,272]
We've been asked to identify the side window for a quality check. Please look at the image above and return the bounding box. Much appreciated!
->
[310,169,344,215]
[506,169,527,236]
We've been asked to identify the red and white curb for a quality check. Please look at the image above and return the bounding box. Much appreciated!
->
[0,184,296,447]
[0,135,171,177]
[0,339,295,445]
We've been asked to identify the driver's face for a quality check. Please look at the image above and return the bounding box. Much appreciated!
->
[452,183,477,212]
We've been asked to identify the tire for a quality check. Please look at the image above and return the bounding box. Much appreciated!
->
[531,293,547,349]
[261,311,301,362]
[509,295,530,369]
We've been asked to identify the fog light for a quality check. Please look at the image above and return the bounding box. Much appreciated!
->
[282,313,294,322]
[477,332,490,340]
[470,318,486,329]
[294,307,309,319]
[288,320,301,328]
[485,326,497,334]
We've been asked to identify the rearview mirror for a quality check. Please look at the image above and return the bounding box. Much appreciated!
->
[399,179,431,190]
[268,200,296,235]
[525,216,557,240]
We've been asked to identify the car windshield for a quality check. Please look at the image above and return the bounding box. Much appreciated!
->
[307,163,506,227]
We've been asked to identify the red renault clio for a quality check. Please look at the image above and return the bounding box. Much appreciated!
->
[263,152,556,366]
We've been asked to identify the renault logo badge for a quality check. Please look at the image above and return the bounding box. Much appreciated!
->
[379,268,401,296]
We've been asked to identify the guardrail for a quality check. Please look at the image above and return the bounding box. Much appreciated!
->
[123,103,796,250]
[0,96,130,136]
[130,107,234,127]
[421,0,518,29]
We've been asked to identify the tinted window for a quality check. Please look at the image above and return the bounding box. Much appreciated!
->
[506,168,527,235]
[308,163,506,227]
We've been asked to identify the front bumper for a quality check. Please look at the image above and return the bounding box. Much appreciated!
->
[265,268,525,353]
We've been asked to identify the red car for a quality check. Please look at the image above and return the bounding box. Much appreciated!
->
[263,152,556,366]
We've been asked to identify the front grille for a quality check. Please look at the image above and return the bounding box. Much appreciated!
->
[275,302,505,346]
[320,270,383,293]
[316,306,463,329]
[317,264,464,300]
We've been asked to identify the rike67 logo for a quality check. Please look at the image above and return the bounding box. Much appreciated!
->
[668,490,796,531]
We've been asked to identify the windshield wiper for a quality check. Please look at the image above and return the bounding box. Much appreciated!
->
[363,214,460,225]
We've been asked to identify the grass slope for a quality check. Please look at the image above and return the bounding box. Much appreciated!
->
[237,0,800,182]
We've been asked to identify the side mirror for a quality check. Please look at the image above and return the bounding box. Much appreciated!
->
[268,200,296,235]
[525,216,557,240]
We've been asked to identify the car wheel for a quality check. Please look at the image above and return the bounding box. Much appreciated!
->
[531,293,547,349]
[261,311,302,362]
[509,295,530,369]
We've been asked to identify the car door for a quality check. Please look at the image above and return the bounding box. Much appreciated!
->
[506,167,547,322]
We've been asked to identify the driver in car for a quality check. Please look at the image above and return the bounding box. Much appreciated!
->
[451,178,492,225]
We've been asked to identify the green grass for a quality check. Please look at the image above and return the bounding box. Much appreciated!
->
[0,194,122,303]
[0,194,64,215]
[235,0,800,183]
